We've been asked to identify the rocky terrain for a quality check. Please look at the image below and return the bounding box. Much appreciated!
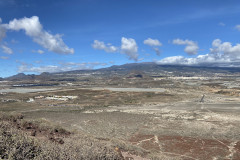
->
[0,63,240,159]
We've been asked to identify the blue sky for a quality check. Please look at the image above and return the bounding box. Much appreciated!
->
[0,0,240,77]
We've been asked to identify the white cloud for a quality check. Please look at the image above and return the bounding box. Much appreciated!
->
[210,39,240,59]
[157,56,189,65]
[143,38,162,47]
[235,25,240,31]
[11,39,18,43]
[92,38,139,61]
[0,19,10,54]
[173,38,199,55]
[4,16,74,54]
[1,45,13,54]
[157,39,240,67]
[0,20,6,42]
[92,40,117,53]
[0,28,6,42]
[0,56,8,60]
[121,37,138,61]
[143,38,162,56]
[18,63,58,73]
[218,22,225,26]
[35,60,42,64]
[153,48,161,56]
[32,49,44,54]
[18,62,108,73]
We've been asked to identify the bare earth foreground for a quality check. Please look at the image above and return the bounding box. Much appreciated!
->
[0,69,240,159]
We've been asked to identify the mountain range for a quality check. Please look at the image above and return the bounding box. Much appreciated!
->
[2,63,240,81]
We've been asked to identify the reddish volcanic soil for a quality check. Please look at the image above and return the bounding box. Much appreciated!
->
[129,134,240,160]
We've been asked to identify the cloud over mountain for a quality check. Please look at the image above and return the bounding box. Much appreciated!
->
[18,61,107,73]
[157,39,240,67]
[173,39,199,55]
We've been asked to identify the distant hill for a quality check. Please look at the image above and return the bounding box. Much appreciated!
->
[5,72,53,81]
[5,73,36,81]
[4,62,240,81]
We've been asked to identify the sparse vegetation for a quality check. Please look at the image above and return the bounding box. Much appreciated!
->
[0,64,240,159]
[0,112,123,160]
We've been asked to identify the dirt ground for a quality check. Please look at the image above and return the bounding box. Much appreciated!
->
[0,77,240,159]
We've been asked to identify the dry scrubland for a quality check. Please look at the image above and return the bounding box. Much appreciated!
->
[0,69,240,159]
[0,112,122,159]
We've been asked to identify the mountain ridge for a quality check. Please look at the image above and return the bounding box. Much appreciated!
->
[4,62,240,81]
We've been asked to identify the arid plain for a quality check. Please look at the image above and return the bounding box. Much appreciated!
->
[0,64,240,159]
